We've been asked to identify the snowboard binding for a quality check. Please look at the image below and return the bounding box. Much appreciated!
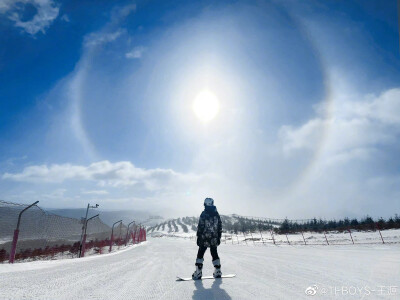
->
[212,259,222,278]
[213,266,222,278]
[192,261,203,280]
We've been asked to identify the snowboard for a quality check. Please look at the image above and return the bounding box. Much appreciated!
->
[176,274,236,281]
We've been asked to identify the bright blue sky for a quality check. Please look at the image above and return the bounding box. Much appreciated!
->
[0,0,399,218]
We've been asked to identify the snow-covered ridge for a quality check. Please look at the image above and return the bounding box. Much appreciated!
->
[147,217,197,236]
[146,215,284,238]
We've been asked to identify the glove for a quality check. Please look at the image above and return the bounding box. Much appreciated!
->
[217,233,221,246]
[196,236,202,247]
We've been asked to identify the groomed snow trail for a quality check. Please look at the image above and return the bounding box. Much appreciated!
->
[1,239,399,299]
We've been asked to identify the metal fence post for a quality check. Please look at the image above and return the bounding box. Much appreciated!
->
[270,230,276,245]
[81,214,99,258]
[9,229,19,263]
[324,231,329,245]
[81,234,87,257]
[142,227,145,242]
[135,225,141,243]
[109,220,122,253]
[131,231,136,244]
[243,231,248,245]
[118,222,123,246]
[348,228,354,244]
[134,229,138,244]
[125,221,135,246]
[301,230,307,245]
[285,233,291,245]
[259,230,265,245]
[138,225,142,243]
[375,223,385,244]
[79,203,99,258]
[9,201,39,263]
[250,232,255,245]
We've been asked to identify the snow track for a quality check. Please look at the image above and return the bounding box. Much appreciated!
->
[1,239,399,299]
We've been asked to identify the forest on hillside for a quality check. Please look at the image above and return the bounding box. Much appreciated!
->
[147,215,400,234]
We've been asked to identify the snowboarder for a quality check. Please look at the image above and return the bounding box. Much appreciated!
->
[192,197,222,280]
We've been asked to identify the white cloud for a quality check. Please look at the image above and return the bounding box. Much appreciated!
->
[0,160,223,215]
[110,3,136,22]
[82,3,136,49]
[60,14,69,22]
[0,0,16,13]
[84,29,125,47]
[43,188,66,198]
[279,118,324,154]
[271,81,400,218]
[3,155,28,166]
[82,190,109,195]
[280,87,400,164]
[1,0,60,35]
[2,160,206,191]
[125,46,146,59]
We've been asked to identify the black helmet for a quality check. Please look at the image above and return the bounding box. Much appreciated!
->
[204,197,214,206]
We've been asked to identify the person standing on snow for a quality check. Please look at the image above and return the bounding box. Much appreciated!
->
[192,197,222,280]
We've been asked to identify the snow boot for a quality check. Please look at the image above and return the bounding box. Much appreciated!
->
[192,258,203,280]
[212,259,222,278]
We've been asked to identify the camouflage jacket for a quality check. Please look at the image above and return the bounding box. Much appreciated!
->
[196,206,222,247]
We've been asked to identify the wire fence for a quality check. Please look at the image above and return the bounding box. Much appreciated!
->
[232,215,314,225]
[0,200,146,264]
[183,228,400,246]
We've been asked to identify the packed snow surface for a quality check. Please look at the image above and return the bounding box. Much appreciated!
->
[1,238,399,299]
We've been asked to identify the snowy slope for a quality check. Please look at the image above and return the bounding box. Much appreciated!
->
[147,215,281,238]
[1,238,399,299]
[148,217,197,237]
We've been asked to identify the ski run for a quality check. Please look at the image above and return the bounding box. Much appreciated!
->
[1,236,399,299]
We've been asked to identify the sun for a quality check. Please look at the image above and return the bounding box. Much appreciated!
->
[192,90,220,123]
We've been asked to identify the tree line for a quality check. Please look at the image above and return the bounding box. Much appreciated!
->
[277,215,400,234]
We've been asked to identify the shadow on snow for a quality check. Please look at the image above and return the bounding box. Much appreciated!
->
[192,279,231,300]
